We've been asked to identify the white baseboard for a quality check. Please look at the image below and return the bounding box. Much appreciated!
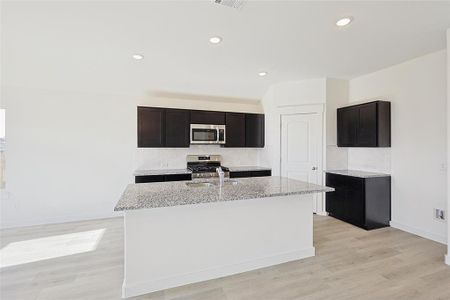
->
[445,255,450,266]
[122,247,315,298]
[390,220,447,245]
[315,211,328,216]
[0,211,123,229]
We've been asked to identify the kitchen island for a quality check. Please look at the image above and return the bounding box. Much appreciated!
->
[115,176,333,298]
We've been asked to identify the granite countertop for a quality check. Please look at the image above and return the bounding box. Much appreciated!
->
[226,166,272,172]
[133,169,192,176]
[114,176,334,211]
[325,170,390,178]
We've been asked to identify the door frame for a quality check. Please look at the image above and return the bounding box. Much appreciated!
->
[277,104,326,215]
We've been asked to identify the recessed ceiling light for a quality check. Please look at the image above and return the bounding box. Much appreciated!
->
[132,54,144,60]
[209,36,222,44]
[258,71,267,77]
[336,17,353,27]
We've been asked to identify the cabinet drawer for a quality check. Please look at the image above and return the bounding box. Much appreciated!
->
[229,171,252,178]
[135,174,191,183]
[251,170,271,177]
[164,174,192,181]
[229,170,272,178]
[135,175,165,183]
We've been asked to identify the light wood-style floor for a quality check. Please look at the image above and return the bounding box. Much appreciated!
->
[1,215,449,300]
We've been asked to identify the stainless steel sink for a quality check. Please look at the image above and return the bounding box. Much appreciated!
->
[185,180,239,188]
[219,180,239,186]
[185,182,215,188]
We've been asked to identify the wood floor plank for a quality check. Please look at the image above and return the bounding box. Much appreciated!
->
[1,215,449,300]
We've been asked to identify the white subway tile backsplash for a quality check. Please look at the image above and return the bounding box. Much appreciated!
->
[347,148,391,173]
[326,146,348,170]
[135,146,263,170]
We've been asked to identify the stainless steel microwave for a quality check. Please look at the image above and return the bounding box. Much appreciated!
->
[190,124,226,145]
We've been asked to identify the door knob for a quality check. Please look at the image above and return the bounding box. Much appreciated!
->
[312,167,318,170]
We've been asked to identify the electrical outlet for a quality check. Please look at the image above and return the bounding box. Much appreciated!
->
[434,208,446,221]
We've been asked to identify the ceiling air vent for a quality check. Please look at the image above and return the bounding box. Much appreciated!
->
[213,0,245,10]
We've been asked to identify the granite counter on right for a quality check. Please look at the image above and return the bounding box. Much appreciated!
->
[324,170,391,230]
[325,169,390,178]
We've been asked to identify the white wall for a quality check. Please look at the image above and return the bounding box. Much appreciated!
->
[349,50,448,244]
[1,86,137,228]
[325,79,349,170]
[261,78,327,176]
[0,86,263,228]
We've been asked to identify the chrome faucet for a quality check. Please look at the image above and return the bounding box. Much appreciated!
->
[216,167,225,186]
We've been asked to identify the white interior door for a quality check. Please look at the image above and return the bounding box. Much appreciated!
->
[281,113,322,213]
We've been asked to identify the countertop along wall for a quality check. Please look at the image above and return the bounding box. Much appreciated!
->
[349,50,448,244]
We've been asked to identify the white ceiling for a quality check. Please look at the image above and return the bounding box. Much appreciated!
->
[2,1,450,99]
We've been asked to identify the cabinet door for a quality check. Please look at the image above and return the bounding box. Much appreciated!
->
[190,110,225,125]
[337,107,358,147]
[245,114,265,148]
[326,174,346,218]
[344,177,365,227]
[225,112,245,147]
[138,107,165,147]
[165,109,190,147]
[357,103,377,147]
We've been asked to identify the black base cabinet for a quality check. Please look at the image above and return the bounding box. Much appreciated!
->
[326,173,391,230]
[135,174,192,184]
[230,170,271,178]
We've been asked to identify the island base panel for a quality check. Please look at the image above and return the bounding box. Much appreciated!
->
[122,194,314,298]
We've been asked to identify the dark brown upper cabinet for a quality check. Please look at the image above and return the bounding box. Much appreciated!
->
[138,107,165,147]
[190,110,225,125]
[337,101,390,147]
[245,113,265,148]
[138,107,265,148]
[138,107,190,148]
[165,109,190,147]
[224,112,246,147]
[337,106,359,147]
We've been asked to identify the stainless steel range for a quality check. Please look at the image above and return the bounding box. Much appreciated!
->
[187,155,229,179]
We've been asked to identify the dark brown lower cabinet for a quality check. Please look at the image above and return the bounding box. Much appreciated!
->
[135,174,192,184]
[325,173,391,230]
[229,170,271,178]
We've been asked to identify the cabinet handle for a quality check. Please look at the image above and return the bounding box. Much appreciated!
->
[312,167,318,170]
